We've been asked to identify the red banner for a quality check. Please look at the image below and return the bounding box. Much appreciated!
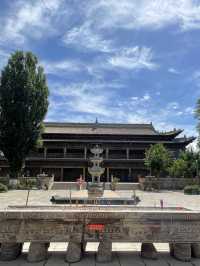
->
[87,224,105,231]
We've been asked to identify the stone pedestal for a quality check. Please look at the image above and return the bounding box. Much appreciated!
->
[27,242,49,262]
[0,243,22,261]
[96,240,112,263]
[65,241,82,263]
[191,243,200,258]
[141,243,157,260]
[172,243,191,261]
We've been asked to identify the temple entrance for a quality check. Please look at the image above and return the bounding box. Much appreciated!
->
[63,168,83,182]
[109,168,130,182]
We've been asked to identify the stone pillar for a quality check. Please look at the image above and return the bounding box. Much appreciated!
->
[126,148,129,159]
[141,243,157,260]
[65,241,82,263]
[27,242,49,262]
[107,168,110,182]
[191,243,200,258]
[96,239,112,263]
[106,148,109,159]
[61,168,64,181]
[0,243,22,261]
[84,147,87,159]
[172,243,191,261]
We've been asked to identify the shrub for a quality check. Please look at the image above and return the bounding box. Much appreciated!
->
[0,177,9,186]
[18,178,37,189]
[0,183,8,192]
[184,185,200,195]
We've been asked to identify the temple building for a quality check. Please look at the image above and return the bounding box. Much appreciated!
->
[0,122,195,182]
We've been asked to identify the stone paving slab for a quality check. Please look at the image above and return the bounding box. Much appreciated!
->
[96,252,120,266]
[117,252,145,266]
[161,253,194,266]
[1,252,200,266]
[193,258,200,266]
[45,252,68,266]
[70,253,95,266]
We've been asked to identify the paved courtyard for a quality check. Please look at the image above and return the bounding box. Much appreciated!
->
[1,189,200,265]
[1,189,200,210]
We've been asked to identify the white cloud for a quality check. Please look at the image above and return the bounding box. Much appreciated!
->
[63,22,112,53]
[49,82,119,117]
[0,0,66,45]
[88,0,200,31]
[108,46,157,70]
[168,68,180,74]
[42,59,82,75]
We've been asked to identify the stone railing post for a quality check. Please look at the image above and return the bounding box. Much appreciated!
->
[65,241,82,263]
[96,238,112,263]
[0,243,23,261]
[141,243,157,260]
[170,243,191,261]
[27,242,49,262]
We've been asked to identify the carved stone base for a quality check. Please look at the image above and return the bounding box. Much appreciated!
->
[172,243,191,261]
[27,242,49,262]
[96,240,112,263]
[191,243,200,258]
[0,243,22,261]
[65,242,82,263]
[141,243,157,260]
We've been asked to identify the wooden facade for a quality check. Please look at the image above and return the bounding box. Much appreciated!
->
[0,122,195,182]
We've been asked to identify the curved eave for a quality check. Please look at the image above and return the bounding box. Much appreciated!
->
[158,129,183,139]
[172,136,196,145]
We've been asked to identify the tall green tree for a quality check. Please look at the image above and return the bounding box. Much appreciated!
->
[0,51,49,178]
[145,144,172,179]
[168,158,188,178]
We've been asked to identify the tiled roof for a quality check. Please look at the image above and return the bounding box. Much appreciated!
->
[44,122,158,135]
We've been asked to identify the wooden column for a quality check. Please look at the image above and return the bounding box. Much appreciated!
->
[128,168,131,177]
[126,148,129,159]
[107,168,110,182]
[64,146,67,157]
[84,147,87,159]
[61,168,64,181]
[83,167,86,181]
[106,148,109,159]
[44,147,47,158]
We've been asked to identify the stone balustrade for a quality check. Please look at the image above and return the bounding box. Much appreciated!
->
[0,206,200,262]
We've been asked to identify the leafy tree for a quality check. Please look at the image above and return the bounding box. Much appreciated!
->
[145,144,172,179]
[168,158,188,178]
[0,51,49,178]
[169,150,200,178]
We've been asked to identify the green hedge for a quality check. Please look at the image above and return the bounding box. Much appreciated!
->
[184,185,200,195]
[0,183,8,192]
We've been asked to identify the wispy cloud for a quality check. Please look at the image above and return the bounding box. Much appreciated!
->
[108,46,157,70]
[0,0,66,45]
[42,59,83,75]
[63,22,113,53]
[168,67,180,74]
[88,0,200,31]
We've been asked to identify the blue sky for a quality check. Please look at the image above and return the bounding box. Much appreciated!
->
[0,0,200,144]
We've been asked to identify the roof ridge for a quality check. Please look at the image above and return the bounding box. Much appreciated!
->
[44,122,154,128]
